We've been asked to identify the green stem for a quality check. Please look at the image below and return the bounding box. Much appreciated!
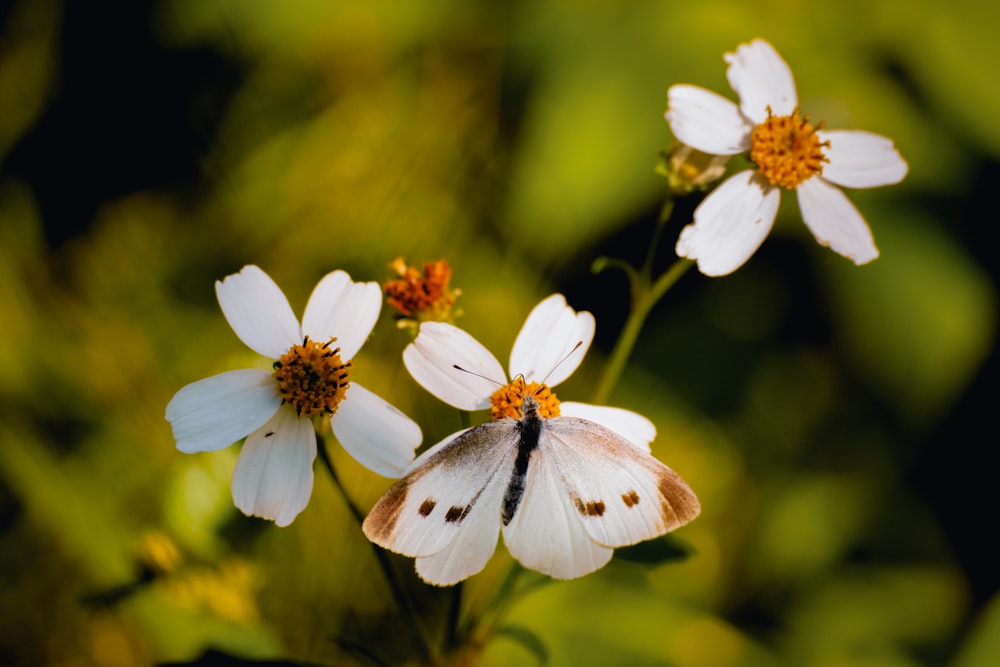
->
[457,560,525,649]
[590,196,687,405]
[446,582,463,652]
[315,430,436,665]
[443,408,472,654]
[642,198,675,279]
[591,258,693,405]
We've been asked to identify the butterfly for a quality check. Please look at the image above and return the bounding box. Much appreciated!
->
[362,392,700,586]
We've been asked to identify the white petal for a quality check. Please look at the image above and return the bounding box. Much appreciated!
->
[403,322,505,411]
[559,402,655,453]
[330,383,421,477]
[166,369,281,454]
[301,270,382,361]
[819,130,908,189]
[215,265,301,359]
[510,294,595,387]
[666,84,752,155]
[725,39,797,124]
[676,171,780,277]
[231,407,316,527]
[797,178,879,265]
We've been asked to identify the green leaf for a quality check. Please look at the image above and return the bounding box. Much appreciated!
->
[615,535,694,566]
[0,0,59,159]
[495,625,550,665]
[950,592,1000,667]
[480,574,779,667]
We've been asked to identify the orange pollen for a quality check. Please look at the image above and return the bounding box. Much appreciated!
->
[384,258,456,317]
[272,336,352,418]
[750,107,830,189]
[490,377,560,420]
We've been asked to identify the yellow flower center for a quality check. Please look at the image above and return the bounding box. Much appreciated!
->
[489,377,560,420]
[750,108,829,189]
[272,337,352,417]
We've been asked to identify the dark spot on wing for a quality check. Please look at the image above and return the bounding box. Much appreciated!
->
[622,490,640,508]
[445,504,471,523]
[572,495,606,517]
[418,498,436,517]
[264,431,274,437]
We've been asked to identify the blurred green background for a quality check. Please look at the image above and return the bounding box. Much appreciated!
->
[1,0,998,665]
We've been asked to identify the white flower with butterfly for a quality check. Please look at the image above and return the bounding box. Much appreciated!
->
[363,294,700,586]
[666,38,908,276]
[166,265,421,527]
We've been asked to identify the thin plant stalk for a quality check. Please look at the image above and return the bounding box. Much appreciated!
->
[592,197,692,404]
[456,560,526,652]
[446,583,463,653]
[315,429,435,665]
[442,407,472,654]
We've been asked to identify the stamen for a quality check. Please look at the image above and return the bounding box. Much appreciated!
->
[272,336,352,418]
[384,258,460,322]
[490,377,560,420]
[659,142,730,195]
[750,107,830,189]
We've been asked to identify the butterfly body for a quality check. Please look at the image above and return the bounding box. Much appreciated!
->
[502,396,542,525]
[363,396,700,586]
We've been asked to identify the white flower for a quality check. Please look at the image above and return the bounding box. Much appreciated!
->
[166,265,421,526]
[666,38,908,276]
[403,293,657,453]
[383,294,673,583]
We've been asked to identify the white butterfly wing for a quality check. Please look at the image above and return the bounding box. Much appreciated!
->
[362,420,519,585]
[502,444,614,580]
[559,401,656,452]
[542,417,700,548]
[413,469,507,586]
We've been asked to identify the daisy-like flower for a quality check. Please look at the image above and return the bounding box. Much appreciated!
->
[666,38,908,276]
[403,294,657,450]
[166,265,421,527]
[371,294,695,584]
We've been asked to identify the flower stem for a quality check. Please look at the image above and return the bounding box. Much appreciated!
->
[642,198,675,278]
[315,430,435,665]
[592,258,693,405]
[590,196,693,405]
[455,560,524,653]
[446,582,463,652]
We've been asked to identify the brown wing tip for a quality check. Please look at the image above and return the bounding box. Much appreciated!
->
[361,478,412,545]
[658,469,702,529]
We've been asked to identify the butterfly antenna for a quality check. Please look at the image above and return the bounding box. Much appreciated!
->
[540,340,584,385]
[500,340,585,402]
[452,364,504,387]
[453,340,584,400]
